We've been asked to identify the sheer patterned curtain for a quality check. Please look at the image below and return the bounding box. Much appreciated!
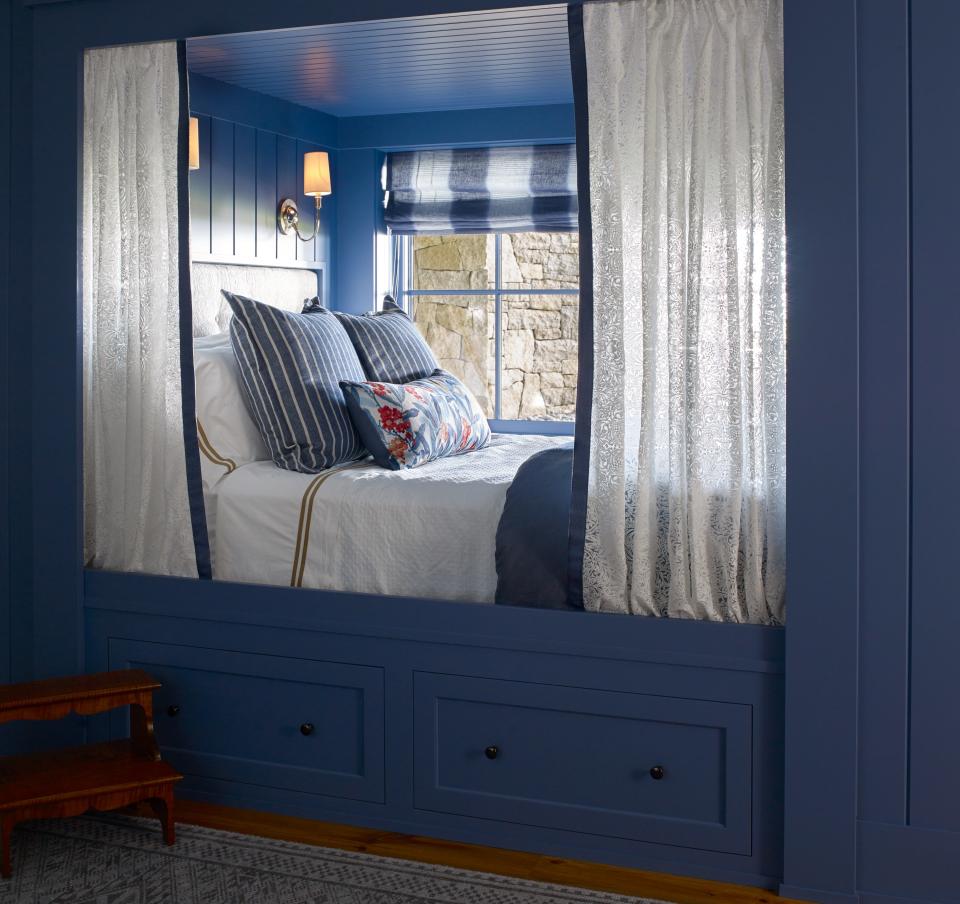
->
[579,0,785,623]
[82,43,198,576]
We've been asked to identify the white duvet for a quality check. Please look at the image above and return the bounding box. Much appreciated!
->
[210,433,572,603]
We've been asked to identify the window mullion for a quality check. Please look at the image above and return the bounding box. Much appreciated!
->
[405,235,413,312]
[394,234,404,309]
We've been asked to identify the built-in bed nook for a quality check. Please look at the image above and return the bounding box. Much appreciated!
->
[11,0,956,896]
[37,0,789,894]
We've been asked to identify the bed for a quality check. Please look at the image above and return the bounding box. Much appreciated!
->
[209,433,573,604]
[190,260,576,607]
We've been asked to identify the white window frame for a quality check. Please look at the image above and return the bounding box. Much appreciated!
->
[393,233,578,429]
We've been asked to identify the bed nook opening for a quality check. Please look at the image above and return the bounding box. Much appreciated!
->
[81,1,786,625]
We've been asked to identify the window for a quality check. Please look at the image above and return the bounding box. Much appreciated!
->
[394,233,579,422]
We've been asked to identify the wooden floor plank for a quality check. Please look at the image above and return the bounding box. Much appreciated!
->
[159,799,807,904]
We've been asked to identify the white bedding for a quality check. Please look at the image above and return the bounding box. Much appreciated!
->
[210,433,572,603]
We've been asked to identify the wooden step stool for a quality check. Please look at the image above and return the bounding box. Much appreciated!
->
[0,669,183,878]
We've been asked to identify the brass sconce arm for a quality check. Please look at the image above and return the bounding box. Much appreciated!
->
[278,196,322,242]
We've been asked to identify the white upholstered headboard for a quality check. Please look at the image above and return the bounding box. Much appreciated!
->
[190,262,321,337]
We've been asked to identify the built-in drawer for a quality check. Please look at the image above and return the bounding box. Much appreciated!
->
[413,672,752,854]
[109,640,384,803]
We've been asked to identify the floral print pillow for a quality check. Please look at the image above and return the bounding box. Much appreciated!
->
[340,370,491,470]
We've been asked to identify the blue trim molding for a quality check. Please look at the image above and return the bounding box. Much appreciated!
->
[856,0,911,832]
[780,0,861,898]
[337,104,575,152]
[178,41,212,579]
[905,0,960,841]
[565,2,592,611]
[0,0,12,686]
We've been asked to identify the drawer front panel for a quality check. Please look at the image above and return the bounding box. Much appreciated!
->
[110,640,384,803]
[414,673,751,854]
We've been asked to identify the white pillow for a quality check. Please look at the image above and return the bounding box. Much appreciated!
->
[194,332,269,490]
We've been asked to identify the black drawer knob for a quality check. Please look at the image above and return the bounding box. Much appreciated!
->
[300,722,315,737]
[166,705,180,717]
[484,745,499,760]
[650,765,665,780]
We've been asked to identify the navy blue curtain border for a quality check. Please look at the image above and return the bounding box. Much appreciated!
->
[566,2,593,609]
[177,41,212,580]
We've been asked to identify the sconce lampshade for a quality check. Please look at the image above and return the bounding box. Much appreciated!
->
[303,151,331,197]
[188,117,200,171]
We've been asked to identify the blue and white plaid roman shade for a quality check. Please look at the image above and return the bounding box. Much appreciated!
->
[384,144,578,235]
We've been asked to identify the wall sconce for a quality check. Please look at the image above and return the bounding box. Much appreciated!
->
[278,151,331,241]
[188,116,200,172]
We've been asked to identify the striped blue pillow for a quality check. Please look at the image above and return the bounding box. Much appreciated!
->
[225,292,367,473]
[334,298,439,384]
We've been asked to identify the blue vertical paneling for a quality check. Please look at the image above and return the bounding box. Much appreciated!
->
[296,139,316,264]
[189,84,332,273]
[276,134,297,263]
[6,0,32,687]
[856,0,912,828]
[28,0,83,684]
[256,130,277,260]
[233,123,256,258]
[210,117,235,257]
[189,73,338,149]
[189,113,212,255]
[908,0,960,835]
[780,0,861,900]
[0,0,11,685]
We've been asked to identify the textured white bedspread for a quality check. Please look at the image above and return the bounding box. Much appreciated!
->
[211,433,572,603]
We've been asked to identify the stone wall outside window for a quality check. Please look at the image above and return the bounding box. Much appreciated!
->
[409,233,579,420]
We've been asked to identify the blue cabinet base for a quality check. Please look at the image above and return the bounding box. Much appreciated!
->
[858,821,960,904]
[78,570,785,892]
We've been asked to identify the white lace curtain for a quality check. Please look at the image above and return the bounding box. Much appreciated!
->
[580,0,786,623]
[82,42,197,576]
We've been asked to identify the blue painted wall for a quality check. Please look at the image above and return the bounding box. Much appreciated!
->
[781,2,960,904]
[188,73,575,313]
[5,0,960,901]
[3,0,34,696]
[189,75,333,302]
[0,0,11,689]
[332,148,382,313]
[851,4,960,902]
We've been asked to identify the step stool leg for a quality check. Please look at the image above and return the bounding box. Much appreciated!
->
[1,814,13,879]
[149,791,175,846]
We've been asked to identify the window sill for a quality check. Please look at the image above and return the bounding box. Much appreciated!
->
[488,419,575,437]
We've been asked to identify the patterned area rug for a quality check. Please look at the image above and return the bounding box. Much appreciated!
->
[0,815,669,904]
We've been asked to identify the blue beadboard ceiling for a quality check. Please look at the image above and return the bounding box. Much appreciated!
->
[187,5,572,118]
